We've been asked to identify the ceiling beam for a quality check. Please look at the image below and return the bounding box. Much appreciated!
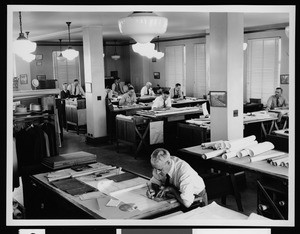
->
[30,27,83,41]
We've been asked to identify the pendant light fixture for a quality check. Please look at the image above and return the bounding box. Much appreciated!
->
[154,36,164,59]
[111,41,121,60]
[13,11,37,57]
[57,39,65,60]
[118,11,168,44]
[62,22,79,60]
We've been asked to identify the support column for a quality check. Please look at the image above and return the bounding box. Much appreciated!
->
[209,13,244,141]
[82,26,107,143]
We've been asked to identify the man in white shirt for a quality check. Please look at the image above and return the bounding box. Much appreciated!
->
[67,79,85,97]
[151,90,172,110]
[146,148,207,208]
[140,82,155,97]
[111,77,124,96]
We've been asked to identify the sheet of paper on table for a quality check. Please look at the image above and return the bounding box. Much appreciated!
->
[110,185,164,211]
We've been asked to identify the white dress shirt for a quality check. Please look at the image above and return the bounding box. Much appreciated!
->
[67,83,85,96]
[150,156,205,206]
[140,86,155,97]
[151,95,172,110]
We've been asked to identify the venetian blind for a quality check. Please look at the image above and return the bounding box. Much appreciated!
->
[193,43,206,98]
[52,51,81,88]
[165,45,186,94]
[246,37,281,104]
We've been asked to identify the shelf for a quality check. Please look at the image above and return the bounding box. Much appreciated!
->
[13,89,60,100]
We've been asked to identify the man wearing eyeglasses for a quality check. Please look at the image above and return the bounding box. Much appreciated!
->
[146,148,207,208]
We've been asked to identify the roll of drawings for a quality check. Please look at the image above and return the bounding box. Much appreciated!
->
[237,149,250,158]
[222,151,237,160]
[201,140,224,149]
[279,159,289,167]
[249,151,286,162]
[227,135,256,149]
[227,140,259,159]
[202,149,226,160]
[244,141,274,157]
[271,156,289,166]
[267,154,288,163]
[215,141,230,150]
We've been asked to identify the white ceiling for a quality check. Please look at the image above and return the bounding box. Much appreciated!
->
[11,9,289,43]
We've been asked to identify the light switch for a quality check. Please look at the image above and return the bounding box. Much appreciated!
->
[97,96,101,100]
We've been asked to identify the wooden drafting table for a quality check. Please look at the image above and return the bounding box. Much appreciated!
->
[28,165,180,219]
[243,112,279,137]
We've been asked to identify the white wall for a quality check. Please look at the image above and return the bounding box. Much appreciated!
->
[14,54,32,90]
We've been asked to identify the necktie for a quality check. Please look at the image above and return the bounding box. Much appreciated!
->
[163,100,166,108]
[165,174,170,187]
[147,88,149,95]
[276,97,279,107]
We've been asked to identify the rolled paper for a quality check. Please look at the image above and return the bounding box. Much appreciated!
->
[222,151,237,160]
[267,154,288,163]
[245,141,274,157]
[237,149,250,158]
[202,149,226,160]
[228,140,259,159]
[201,140,224,149]
[271,156,289,166]
[227,135,256,149]
[249,151,286,162]
[280,159,289,167]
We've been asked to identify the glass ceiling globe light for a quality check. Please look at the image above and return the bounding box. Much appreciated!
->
[21,53,35,62]
[118,12,168,44]
[62,22,79,60]
[13,12,36,56]
[111,41,121,60]
[285,26,289,38]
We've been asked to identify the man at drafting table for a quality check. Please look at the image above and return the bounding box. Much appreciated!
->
[151,90,172,111]
[146,148,208,208]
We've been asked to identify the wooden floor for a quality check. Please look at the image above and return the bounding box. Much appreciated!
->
[13,128,258,217]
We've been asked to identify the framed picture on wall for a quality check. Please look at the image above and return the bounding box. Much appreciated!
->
[153,72,160,79]
[280,74,289,84]
[210,91,227,107]
[19,74,28,84]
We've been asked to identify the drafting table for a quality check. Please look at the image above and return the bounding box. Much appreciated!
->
[28,166,180,219]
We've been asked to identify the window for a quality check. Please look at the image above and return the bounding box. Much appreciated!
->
[246,37,281,104]
[52,51,81,88]
[194,43,206,98]
[165,45,186,94]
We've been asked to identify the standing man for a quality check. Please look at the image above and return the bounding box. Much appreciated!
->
[111,77,124,96]
[67,79,85,98]
[141,82,155,97]
[146,148,207,208]
[266,87,289,110]
[118,86,137,106]
[152,90,172,111]
[170,83,184,100]
[60,83,71,99]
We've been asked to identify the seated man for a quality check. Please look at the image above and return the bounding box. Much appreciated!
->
[146,148,207,208]
[118,86,137,106]
[111,77,124,96]
[122,81,134,93]
[140,82,155,97]
[266,87,289,110]
[67,79,85,98]
[60,82,71,99]
[170,83,184,100]
[151,90,172,111]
